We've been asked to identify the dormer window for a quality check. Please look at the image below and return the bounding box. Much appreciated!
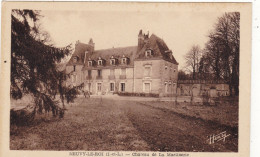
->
[122,58,127,64]
[88,61,93,67]
[165,50,173,59]
[98,57,103,66]
[73,56,78,63]
[121,55,128,65]
[110,56,116,65]
[98,60,103,66]
[145,49,153,57]
[110,59,115,65]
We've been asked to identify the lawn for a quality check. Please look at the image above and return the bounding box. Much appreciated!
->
[10,96,238,151]
[10,98,150,150]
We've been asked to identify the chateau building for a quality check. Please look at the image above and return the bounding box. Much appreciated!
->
[65,30,179,97]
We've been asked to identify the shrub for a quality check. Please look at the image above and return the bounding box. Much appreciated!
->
[117,92,159,98]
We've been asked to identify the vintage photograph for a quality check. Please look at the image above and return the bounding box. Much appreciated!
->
[9,4,241,152]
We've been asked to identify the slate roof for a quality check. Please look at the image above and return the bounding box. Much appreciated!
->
[67,42,93,66]
[89,46,137,65]
[136,34,178,64]
[67,32,178,68]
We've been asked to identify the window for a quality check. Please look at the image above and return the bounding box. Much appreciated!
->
[88,83,91,91]
[110,59,115,65]
[98,60,103,66]
[122,58,127,64]
[72,75,76,83]
[73,65,76,71]
[121,83,125,92]
[121,68,126,75]
[88,61,92,66]
[88,70,92,76]
[173,69,176,73]
[97,83,102,91]
[110,83,115,92]
[73,57,77,63]
[97,69,102,77]
[145,50,152,57]
[164,82,168,93]
[144,66,151,77]
[110,69,115,75]
[167,83,171,93]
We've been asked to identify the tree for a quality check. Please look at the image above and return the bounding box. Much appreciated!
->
[202,12,240,96]
[184,45,202,79]
[178,70,190,80]
[11,9,81,121]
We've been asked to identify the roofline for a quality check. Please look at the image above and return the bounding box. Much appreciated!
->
[94,45,137,52]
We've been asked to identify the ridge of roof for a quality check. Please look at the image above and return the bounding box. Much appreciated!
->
[94,46,137,53]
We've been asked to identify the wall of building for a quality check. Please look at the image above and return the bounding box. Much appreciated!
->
[134,59,178,96]
[65,65,84,86]
[82,67,134,95]
[160,60,178,96]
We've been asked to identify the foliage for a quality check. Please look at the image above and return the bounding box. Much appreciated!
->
[184,45,202,79]
[184,12,240,96]
[11,9,81,122]
[178,70,192,80]
[117,92,159,98]
[202,12,240,95]
[64,83,84,104]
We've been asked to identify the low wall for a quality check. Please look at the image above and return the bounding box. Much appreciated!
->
[177,80,230,97]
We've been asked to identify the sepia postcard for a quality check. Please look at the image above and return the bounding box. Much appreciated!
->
[0,2,252,157]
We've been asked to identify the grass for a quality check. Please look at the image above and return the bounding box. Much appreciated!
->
[10,96,238,151]
[140,97,238,128]
[10,98,150,150]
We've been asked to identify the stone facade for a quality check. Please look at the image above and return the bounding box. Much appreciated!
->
[65,30,178,97]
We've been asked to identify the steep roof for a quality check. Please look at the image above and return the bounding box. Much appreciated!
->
[90,46,137,62]
[67,42,94,65]
[136,34,178,64]
[67,31,178,68]
[82,46,137,69]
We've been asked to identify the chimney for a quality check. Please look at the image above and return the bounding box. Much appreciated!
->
[138,29,145,52]
[88,38,95,53]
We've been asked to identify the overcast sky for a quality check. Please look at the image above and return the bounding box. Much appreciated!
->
[40,10,224,69]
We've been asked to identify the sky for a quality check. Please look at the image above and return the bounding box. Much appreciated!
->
[39,10,224,69]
